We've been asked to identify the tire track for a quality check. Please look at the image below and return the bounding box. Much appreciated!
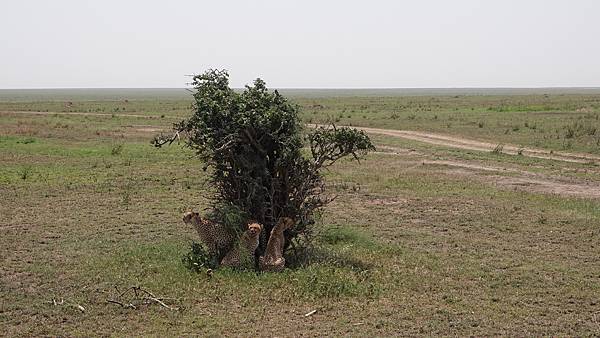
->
[376,144,600,199]
[0,110,181,119]
[352,126,600,164]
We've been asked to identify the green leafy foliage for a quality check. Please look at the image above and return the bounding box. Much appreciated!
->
[182,241,218,272]
[154,69,374,257]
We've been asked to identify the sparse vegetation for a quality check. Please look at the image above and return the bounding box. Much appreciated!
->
[111,143,124,155]
[19,165,32,180]
[182,241,217,272]
[2,90,600,336]
[492,143,504,154]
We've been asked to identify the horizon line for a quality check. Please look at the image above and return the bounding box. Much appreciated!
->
[1,86,600,90]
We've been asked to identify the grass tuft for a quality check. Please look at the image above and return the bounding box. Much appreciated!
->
[19,166,32,180]
[111,143,124,156]
[491,144,504,154]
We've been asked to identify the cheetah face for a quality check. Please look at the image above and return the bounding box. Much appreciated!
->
[278,217,295,230]
[248,222,262,236]
[183,211,200,224]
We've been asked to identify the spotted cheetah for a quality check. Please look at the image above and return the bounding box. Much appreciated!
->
[259,217,295,272]
[220,222,262,269]
[182,211,235,257]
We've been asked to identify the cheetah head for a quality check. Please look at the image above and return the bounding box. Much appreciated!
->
[247,222,262,236]
[277,217,295,231]
[183,211,200,224]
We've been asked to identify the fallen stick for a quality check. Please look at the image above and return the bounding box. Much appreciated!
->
[304,309,317,317]
[107,299,137,309]
[107,285,178,311]
[146,296,178,311]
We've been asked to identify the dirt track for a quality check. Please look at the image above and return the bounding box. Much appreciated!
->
[353,126,600,164]
[2,112,598,165]
[1,110,163,119]
[4,112,600,198]
[378,145,600,199]
[4,112,598,164]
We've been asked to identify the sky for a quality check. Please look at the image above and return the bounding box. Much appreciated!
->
[1,0,599,89]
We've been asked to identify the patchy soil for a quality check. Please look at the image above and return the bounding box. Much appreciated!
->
[345,125,600,164]
[124,125,166,133]
[7,114,600,164]
[0,110,162,119]
[3,101,600,336]
[377,145,600,199]
[330,124,600,198]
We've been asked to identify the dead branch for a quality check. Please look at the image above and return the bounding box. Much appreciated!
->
[106,286,179,311]
[107,299,137,309]
[214,137,237,153]
[146,296,177,310]
[47,297,84,312]
[304,309,317,317]
[151,131,180,148]
[243,127,267,156]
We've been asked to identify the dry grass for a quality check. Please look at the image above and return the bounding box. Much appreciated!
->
[1,94,600,336]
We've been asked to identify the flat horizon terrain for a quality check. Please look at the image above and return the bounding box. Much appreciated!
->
[1,90,600,336]
[2,87,600,101]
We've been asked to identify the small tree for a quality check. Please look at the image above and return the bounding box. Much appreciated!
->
[153,69,374,265]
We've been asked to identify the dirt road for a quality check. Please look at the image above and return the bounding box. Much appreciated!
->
[377,145,600,199]
[351,126,600,164]
[4,112,600,198]
[0,110,181,119]
[4,112,598,165]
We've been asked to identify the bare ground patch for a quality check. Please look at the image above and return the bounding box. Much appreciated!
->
[0,111,170,119]
[338,125,600,164]
[376,145,600,199]
[3,105,600,335]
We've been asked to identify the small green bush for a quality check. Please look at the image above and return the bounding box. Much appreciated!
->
[182,242,218,272]
[19,166,32,180]
[111,143,124,156]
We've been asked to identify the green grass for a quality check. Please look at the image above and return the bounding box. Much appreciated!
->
[295,94,600,154]
[3,92,600,152]
[2,92,600,336]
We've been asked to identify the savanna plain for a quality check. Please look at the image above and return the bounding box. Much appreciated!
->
[1,89,600,336]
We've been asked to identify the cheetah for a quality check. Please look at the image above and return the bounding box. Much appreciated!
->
[259,217,295,272]
[220,222,262,269]
[182,211,235,257]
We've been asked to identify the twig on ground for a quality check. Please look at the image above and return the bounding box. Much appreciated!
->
[47,298,85,312]
[146,296,177,310]
[106,285,179,311]
[73,304,86,313]
[107,299,137,309]
[49,298,64,306]
[304,309,317,317]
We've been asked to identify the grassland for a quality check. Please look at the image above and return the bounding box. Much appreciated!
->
[1,89,600,336]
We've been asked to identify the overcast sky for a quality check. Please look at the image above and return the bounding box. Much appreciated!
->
[1,0,599,89]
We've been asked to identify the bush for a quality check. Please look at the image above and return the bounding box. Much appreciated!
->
[111,143,124,155]
[154,69,374,262]
[182,241,218,272]
[19,166,32,180]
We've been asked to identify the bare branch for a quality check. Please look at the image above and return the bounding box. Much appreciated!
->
[151,131,180,148]
[107,299,137,309]
[242,127,267,156]
[214,137,237,153]
[107,286,178,311]
[146,296,177,311]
